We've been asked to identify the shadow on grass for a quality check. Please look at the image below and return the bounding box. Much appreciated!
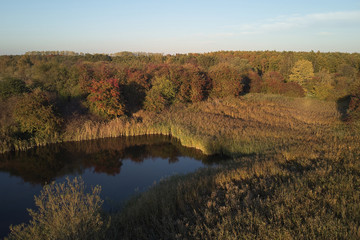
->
[336,95,351,121]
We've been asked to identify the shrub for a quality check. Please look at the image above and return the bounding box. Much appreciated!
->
[7,177,106,240]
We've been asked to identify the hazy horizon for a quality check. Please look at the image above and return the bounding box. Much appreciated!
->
[1,0,360,55]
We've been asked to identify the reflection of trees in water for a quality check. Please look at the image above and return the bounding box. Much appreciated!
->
[0,146,78,184]
[0,135,222,185]
[123,143,180,163]
[83,150,123,176]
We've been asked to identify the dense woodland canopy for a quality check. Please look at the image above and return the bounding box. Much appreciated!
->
[0,51,359,150]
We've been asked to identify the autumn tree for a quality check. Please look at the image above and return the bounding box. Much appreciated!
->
[262,71,304,97]
[123,68,151,113]
[87,78,125,118]
[288,60,314,93]
[188,65,212,102]
[310,70,335,100]
[168,64,211,103]
[248,71,262,93]
[209,63,244,98]
[262,71,285,94]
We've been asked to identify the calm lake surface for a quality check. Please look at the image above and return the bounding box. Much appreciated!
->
[0,135,223,238]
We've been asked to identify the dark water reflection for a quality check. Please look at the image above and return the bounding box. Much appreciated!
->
[0,135,224,238]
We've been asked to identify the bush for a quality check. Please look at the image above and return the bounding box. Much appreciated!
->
[7,177,107,240]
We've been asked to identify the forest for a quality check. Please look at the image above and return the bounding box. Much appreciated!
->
[1,51,360,239]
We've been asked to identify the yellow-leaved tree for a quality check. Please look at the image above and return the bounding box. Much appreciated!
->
[288,60,314,93]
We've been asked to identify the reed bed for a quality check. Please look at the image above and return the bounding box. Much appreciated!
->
[107,95,360,239]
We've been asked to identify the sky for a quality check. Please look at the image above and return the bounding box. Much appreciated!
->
[1,0,360,55]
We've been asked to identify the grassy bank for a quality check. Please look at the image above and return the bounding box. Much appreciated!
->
[5,94,360,239]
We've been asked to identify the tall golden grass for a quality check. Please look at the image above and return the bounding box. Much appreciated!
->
[107,95,360,239]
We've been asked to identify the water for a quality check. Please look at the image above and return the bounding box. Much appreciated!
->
[0,135,222,238]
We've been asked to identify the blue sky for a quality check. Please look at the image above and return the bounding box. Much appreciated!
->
[1,0,360,54]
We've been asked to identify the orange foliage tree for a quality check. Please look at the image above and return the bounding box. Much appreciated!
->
[209,63,244,98]
[87,78,125,118]
[169,64,212,103]
[263,71,304,97]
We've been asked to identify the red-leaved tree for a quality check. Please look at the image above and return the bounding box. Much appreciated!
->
[87,78,125,118]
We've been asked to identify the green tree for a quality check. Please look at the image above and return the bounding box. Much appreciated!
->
[0,77,27,99]
[13,89,62,140]
[144,76,176,112]
[288,60,314,93]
